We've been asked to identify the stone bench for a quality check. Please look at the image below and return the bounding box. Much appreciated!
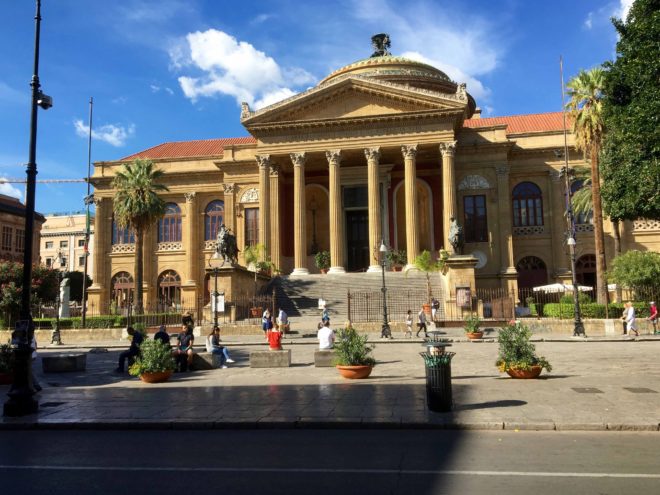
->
[42,353,87,373]
[192,352,223,370]
[314,350,335,367]
[250,349,291,368]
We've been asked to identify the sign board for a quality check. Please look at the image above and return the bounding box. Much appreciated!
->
[318,298,326,310]
[211,292,225,313]
[456,286,472,309]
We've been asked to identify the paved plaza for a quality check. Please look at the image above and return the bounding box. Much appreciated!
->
[2,334,660,431]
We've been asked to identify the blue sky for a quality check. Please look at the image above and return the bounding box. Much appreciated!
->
[0,0,632,214]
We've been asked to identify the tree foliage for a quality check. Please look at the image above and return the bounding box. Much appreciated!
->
[0,262,59,322]
[608,250,660,290]
[65,271,93,303]
[600,0,660,220]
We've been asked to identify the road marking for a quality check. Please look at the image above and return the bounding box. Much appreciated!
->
[1,465,659,479]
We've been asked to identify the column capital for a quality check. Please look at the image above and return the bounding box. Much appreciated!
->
[269,164,281,176]
[184,191,197,203]
[439,141,457,157]
[401,144,418,159]
[256,154,271,169]
[549,170,562,182]
[92,197,103,206]
[222,183,236,194]
[325,149,343,165]
[290,152,306,167]
[495,165,510,177]
[364,147,381,161]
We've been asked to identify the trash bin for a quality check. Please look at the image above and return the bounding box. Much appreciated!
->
[420,351,455,412]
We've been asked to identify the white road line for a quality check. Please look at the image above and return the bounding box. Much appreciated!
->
[0,465,659,479]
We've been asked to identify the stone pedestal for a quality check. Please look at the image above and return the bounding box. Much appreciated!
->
[442,255,478,317]
[193,352,222,370]
[42,353,87,373]
[314,350,335,367]
[250,349,291,368]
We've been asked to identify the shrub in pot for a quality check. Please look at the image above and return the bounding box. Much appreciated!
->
[495,320,551,378]
[464,313,483,339]
[334,324,375,379]
[314,251,331,273]
[385,249,407,271]
[129,339,176,383]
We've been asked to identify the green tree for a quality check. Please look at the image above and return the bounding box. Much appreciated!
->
[608,250,660,292]
[112,159,168,314]
[65,271,93,303]
[0,261,59,325]
[600,0,660,221]
[566,67,608,304]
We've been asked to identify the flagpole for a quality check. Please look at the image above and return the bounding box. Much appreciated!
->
[81,96,93,328]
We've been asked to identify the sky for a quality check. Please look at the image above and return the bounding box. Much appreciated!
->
[0,0,633,214]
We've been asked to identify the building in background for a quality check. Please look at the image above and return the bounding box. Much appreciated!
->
[40,213,94,276]
[0,194,44,264]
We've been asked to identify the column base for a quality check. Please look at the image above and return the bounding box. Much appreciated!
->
[366,265,382,273]
[290,268,310,276]
[328,266,346,274]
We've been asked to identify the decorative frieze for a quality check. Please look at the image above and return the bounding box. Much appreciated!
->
[240,188,259,203]
[575,223,594,233]
[111,244,135,254]
[513,226,545,236]
[204,240,217,250]
[633,219,660,231]
[458,175,490,190]
[157,242,183,252]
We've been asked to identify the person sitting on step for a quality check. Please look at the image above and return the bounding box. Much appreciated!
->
[206,326,234,368]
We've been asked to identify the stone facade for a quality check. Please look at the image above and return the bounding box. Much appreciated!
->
[40,213,94,276]
[88,54,660,311]
[0,194,44,264]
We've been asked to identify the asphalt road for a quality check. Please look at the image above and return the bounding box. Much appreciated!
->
[1,429,659,495]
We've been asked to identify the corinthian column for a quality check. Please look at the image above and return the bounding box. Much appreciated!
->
[291,152,309,275]
[269,164,282,272]
[184,192,198,284]
[91,198,107,294]
[496,165,517,284]
[365,147,382,272]
[402,144,420,266]
[256,155,271,259]
[440,141,457,253]
[326,150,345,274]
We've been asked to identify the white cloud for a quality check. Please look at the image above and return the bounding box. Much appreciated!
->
[74,120,135,147]
[172,29,315,109]
[615,0,634,20]
[584,0,634,30]
[250,13,274,25]
[584,12,594,29]
[150,84,174,95]
[0,178,23,200]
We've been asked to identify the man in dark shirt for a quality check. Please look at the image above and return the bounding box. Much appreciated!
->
[154,325,171,347]
[115,326,144,373]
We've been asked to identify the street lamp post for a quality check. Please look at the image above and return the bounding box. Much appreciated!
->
[379,241,391,339]
[51,250,65,345]
[4,0,53,417]
[208,248,221,328]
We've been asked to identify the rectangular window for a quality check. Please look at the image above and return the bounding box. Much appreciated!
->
[463,195,488,243]
[244,208,259,247]
[46,258,52,267]
[78,239,85,247]
[45,241,53,249]
[60,240,68,248]
[78,256,85,267]
[2,226,12,251]
[15,229,24,252]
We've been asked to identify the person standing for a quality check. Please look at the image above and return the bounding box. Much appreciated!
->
[206,326,234,368]
[404,310,413,338]
[431,297,440,322]
[416,305,428,338]
[317,320,335,349]
[647,301,658,334]
[262,308,273,338]
[277,307,289,334]
[115,326,143,373]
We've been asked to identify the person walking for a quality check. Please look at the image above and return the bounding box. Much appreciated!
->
[431,297,440,322]
[277,307,289,334]
[206,326,234,368]
[623,301,638,337]
[647,301,658,334]
[416,305,428,338]
[404,310,413,338]
[115,326,143,373]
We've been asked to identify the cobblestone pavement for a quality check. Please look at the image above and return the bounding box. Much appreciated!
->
[2,336,659,431]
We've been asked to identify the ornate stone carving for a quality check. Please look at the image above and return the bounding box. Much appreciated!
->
[184,191,196,203]
[222,183,236,194]
[549,170,562,182]
[495,165,510,177]
[256,154,271,169]
[92,197,102,206]
[111,244,135,254]
[363,147,380,162]
[456,82,467,101]
[513,226,545,236]
[401,144,418,159]
[290,152,306,167]
[575,224,594,233]
[325,149,342,165]
[204,240,217,250]
[240,187,259,203]
[439,141,457,157]
[458,175,491,191]
[633,219,660,231]
[269,164,281,176]
[157,242,183,251]
[370,33,391,57]
[240,102,251,120]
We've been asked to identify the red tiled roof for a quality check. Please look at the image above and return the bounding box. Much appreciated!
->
[120,136,257,161]
[463,112,568,134]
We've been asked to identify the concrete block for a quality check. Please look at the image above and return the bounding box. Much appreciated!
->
[192,352,222,370]
[314,350,335,367]
[250,349,291,368]
[42,353,87,373]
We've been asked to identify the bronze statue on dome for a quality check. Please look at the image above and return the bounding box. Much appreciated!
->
[370,33,391,57]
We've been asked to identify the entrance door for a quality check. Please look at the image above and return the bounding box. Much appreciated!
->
[346,210,369,272]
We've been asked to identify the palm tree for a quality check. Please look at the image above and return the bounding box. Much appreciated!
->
[566,67,608,304]
[112,159,169,314]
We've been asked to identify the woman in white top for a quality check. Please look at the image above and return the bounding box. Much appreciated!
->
[624,302,638,336]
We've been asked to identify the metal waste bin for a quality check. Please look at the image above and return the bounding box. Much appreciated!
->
[420,351,455,412]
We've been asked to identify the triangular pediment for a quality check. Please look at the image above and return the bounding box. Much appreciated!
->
[242,76,467,128]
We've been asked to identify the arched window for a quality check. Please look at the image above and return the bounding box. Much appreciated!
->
[111,271,134,308]
[158,203,182,243]
[516,256,548,289]
[576,254,597,288]
[512,182,544,227]
[111,218,135,244]
[157,270,181,310]
[204,200,225,241]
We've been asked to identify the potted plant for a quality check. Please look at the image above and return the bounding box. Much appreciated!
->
[464,313,483,339]
[495,320,552,379]
[412,250,447,315]
[128,339,176,383]
[334,323,376,379]
[386,249,407,271]
[314,250,331,274]
[0,342,13,385]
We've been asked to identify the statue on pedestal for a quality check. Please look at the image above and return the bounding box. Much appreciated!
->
[59,275,71,318]
[448,217,464,255]
[216,224,239,266]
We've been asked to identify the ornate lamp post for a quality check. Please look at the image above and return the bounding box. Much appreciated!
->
[208,248,221,328]
[4,0,53,417]
[51,250,66,345]
[379,241,391,339]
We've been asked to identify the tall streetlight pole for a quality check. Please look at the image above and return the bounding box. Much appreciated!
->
[208,248,221,327]
[560,56,585,338]
[379,241,391,339]
[4,0,52,417]
[81,97,94,328]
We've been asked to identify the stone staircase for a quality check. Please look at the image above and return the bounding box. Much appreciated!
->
[266,271,445,324]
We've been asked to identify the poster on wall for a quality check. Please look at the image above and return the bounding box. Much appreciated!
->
[456,286,472,309]
[211,292,225,313]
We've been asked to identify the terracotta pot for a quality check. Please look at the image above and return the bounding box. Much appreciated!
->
[0,372,13,385]
[466,331,484,340]
[392,266,402,272]
[336,365,373,379]
[320,268,328,274]
[139,370,173,383]
[506,365,543,379]
[250,307,262,318]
